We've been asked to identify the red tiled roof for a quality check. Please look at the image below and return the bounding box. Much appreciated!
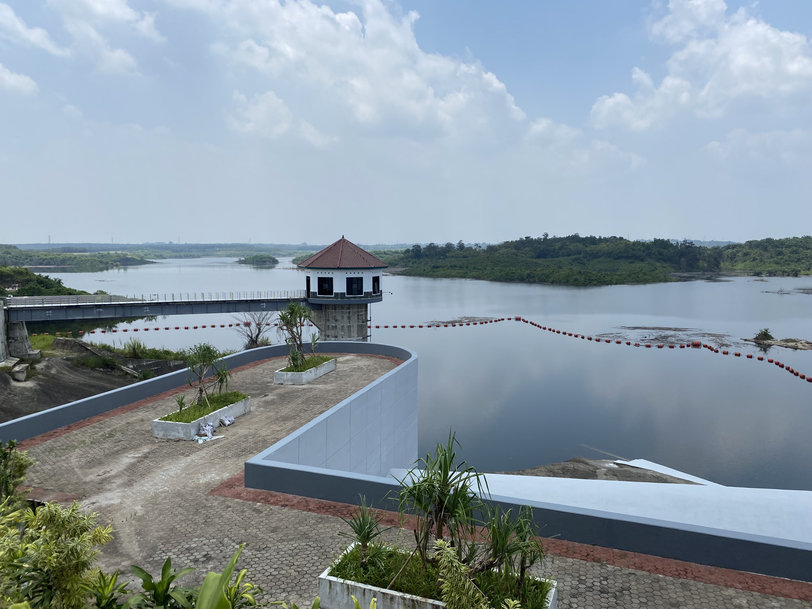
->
[297,237,388,269]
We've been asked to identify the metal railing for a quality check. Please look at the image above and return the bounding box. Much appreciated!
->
[4,290,307,308]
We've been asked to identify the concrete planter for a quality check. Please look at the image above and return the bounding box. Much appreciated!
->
[152,397,251,440]
[318,545,557,609]
[274,358,336,385]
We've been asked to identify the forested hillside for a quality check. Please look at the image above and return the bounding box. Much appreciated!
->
[380,235,811,286]
[0,267,88,297]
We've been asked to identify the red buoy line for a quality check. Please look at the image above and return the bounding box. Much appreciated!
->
[31,315,810,385]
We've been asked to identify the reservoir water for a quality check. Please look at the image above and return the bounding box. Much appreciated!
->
[49,258,812,491]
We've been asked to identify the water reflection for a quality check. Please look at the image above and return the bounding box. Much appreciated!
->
[48,260,812,490]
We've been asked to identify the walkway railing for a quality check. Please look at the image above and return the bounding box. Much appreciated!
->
[4,290,307,308]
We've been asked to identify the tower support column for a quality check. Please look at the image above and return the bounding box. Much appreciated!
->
[311,303,369,341]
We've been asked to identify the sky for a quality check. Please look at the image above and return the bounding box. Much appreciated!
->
[1,0,811,245]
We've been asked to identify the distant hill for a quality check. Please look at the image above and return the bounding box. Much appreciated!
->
[378,235,812,286]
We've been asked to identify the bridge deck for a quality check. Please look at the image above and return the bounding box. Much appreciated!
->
[4,291,308,322]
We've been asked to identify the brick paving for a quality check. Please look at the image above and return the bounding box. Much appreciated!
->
[19,354,812,608]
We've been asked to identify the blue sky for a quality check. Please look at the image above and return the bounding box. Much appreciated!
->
[1,0,810,245]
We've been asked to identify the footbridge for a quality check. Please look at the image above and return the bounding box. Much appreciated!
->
[1,291,307,360]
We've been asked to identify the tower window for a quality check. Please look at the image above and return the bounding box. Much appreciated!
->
[346,276,363,296]
[317,277,333,295]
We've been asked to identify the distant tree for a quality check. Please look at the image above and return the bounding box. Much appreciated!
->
[233,311,275,349]
[456,240,465,251]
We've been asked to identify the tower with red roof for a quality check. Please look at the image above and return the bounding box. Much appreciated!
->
[297,237,388,341]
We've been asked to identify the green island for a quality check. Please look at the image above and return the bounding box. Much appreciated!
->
[236,254,279,267]
[373,235,812,287]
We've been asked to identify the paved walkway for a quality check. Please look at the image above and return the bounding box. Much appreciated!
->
[20,355,812,608]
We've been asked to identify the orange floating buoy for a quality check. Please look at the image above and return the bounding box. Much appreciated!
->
[409,325,414,328]
[757,356,763,360]
[645,344,651,348]
[734,352,740,357]
[801,374,806,380]
[807,377,812,383]
[634,342,640,347]
[123,329,129,332]
[133,328,139,332]
[89,330,95,334]
[615,340,621,344]
[722,350,728,354]
[691,340,701,348]
[668,345,675,349]
[746,354,752,359]
[604,339,611,343]
[144,328,150,332]
[768,358,774,363]
[587,336,592,341]
[657,344,664,349]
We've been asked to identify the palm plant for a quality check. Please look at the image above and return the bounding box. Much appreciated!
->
[277,302,313,371]
[339,496,390,570]
[396,432,487,564]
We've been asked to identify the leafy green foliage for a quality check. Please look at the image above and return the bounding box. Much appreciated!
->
[382,236,722,286]
[339,497,390,570]
[0,501,112,609]
[277,303,314,371]
[82,570,131,609]
[130,557,195,609]
[435,540,490,609]
[0,440,34,508]
[396,432,487,563]
[223,568,263,609]
[186,343,227,407]
[329,544,440,600]
[754,328,774,341]
[0,266,89,297]
[721,236,812,276]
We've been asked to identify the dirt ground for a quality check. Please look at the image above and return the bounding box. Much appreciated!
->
[1,355,134,423]
[506,457,694,484]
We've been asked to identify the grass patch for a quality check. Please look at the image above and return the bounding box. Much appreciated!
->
[101,338,186,361]
[74,354,118,370]
[330,544,440,600]
[330,544,554,609]
[29,334,55,351]
[159,391,247,423]
[280,355,333,373]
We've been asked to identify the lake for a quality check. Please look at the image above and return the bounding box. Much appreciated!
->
[48,258,812,491]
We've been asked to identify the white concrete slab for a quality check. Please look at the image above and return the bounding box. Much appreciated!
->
[388,467,812,550]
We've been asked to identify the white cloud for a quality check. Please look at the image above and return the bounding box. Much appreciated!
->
[649,0,727,43]
[48,0,164,42]
[204,0,525,141]
[64,18,138,74]
[592,0,812,129]
[0,61,37,95]
[0,2,68,55]
[228,90,293,139]
[706,127,812,165]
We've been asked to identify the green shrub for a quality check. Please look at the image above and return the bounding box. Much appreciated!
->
[159,391,247,423]
[280,355,333,373]
[754,328,774,341]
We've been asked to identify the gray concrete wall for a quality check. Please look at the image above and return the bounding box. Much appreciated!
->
[0,308,7,361]
[245,344,417,478]
[0,342,407,444]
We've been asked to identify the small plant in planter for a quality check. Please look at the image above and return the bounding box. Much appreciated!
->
[325,434,557,609]
[277,303,333,373]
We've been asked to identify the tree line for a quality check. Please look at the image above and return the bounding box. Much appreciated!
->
[378,235,812,286]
